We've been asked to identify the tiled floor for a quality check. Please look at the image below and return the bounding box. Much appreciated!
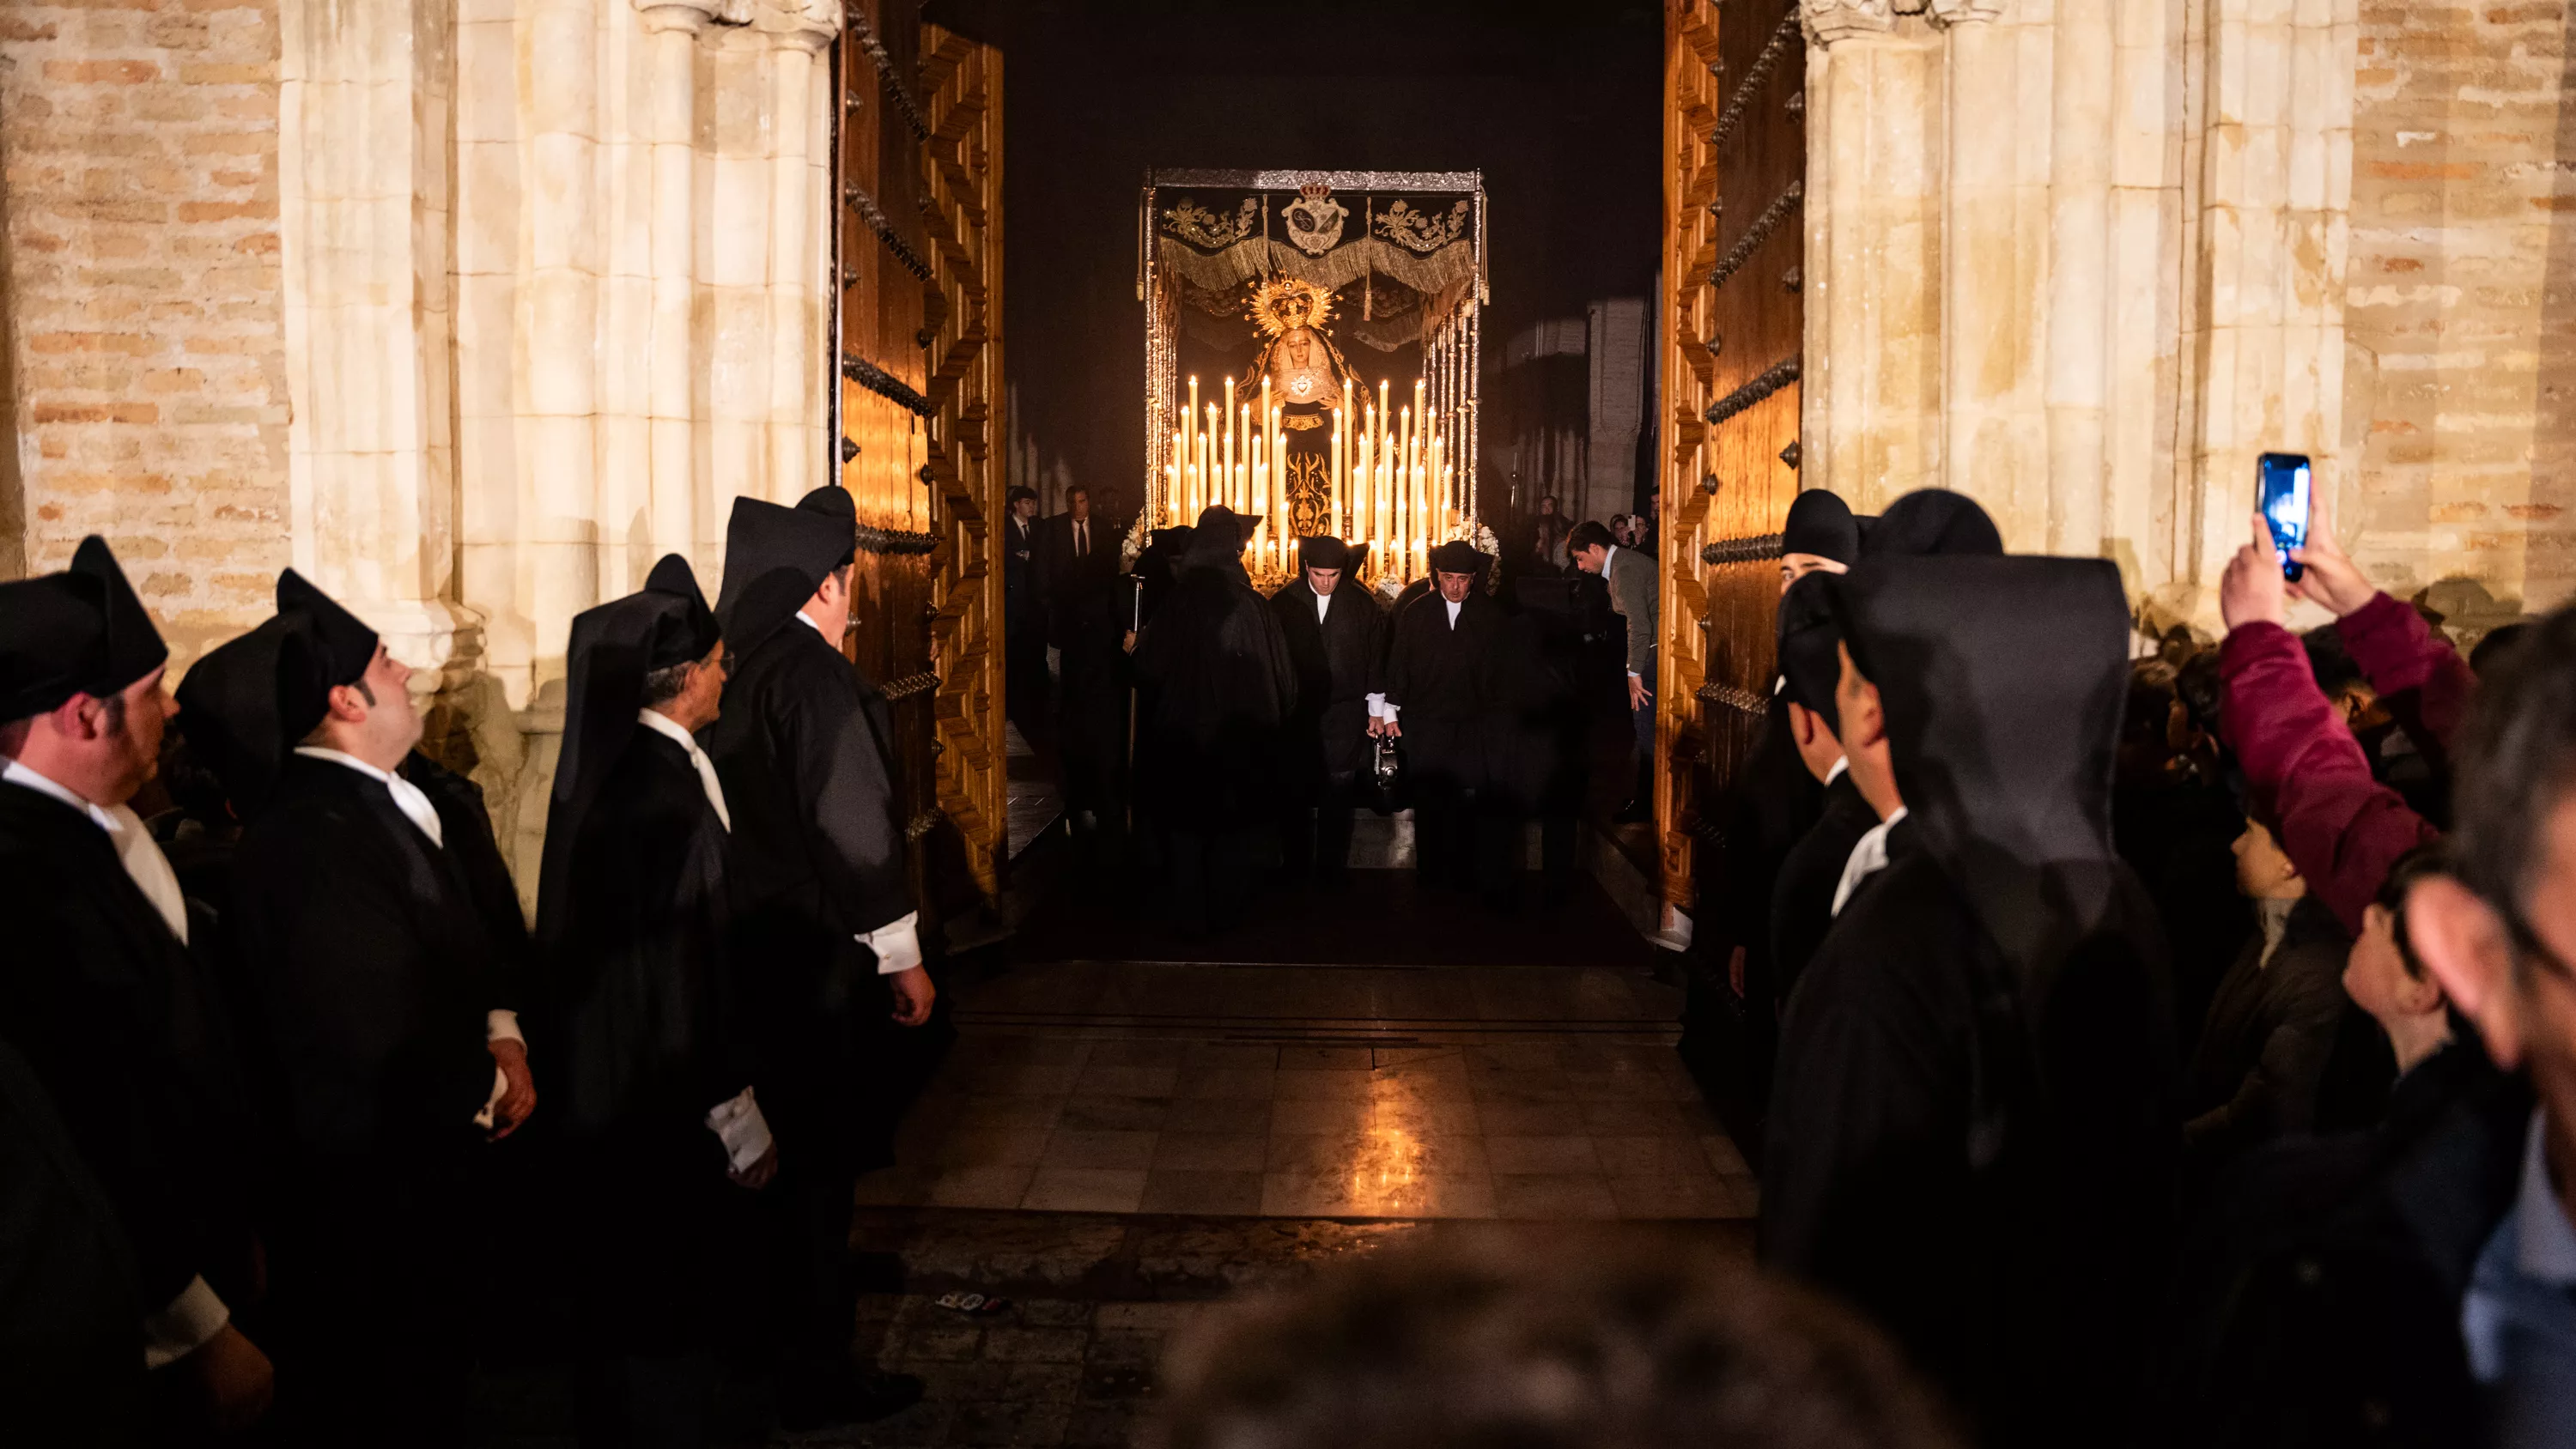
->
[856,976,1756,1222]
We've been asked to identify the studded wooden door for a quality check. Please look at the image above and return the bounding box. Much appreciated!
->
[1658,0,1807,909]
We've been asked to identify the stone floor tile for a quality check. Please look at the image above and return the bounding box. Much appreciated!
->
[1174,1066,1277,1100]
[1374,1044,1465,1067]
[1564,1069,1674,1103]
[1163,1096,1274,1133]
[1257,1168,1371,1217]
[1058,1094,1172,1131]
[1578,1099,1698,1136]
[1023,1167,1149,1213]
[1085,1039,1191,1068]
[1366,1094,1483,1134]
[1040,1129,1159,1171]
[1064,1404,1137,1447]
[972,1061,1090,1097]
[1139,1168,1266,1215]
[1700,1133,1753,1176]
[1492,1172,1620,1220]
[1475,1100,1585,1137]
[1464,1042,1569,1072]
[1267,1096,1371,1135]
[981,1325,1092,1364]
[935,1124,1058,1168]
[1151,1131,1269,1172]
[1272,1068,1376,1101]
[852,1167,932,1207]
[1483,1134,1602,1174]
[1181,1041,1280,1070]
[1592,1135,1718,1179]
[927,1163,1040,1210]
[1074,1062,1182,1098]
[1465,1069,1576,1103]
[1003,1361,1088,1404]
[951,1397,1074,1446]
[1019,1300,1095,1327]
[898,1318,987,1361]
[1277,1045,1375,1070]
[1607,1173,1737,1219]
[952,1095,1069,1135]
[1092,1302,1208,1333]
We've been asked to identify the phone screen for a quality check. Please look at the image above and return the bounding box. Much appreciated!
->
[2257,452,2312,582]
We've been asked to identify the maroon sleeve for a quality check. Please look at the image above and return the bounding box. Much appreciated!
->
[2217,621,2440,937]
[2337,591,2476,753]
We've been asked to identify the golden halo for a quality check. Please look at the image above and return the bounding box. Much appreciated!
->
[1245,276,1335,340]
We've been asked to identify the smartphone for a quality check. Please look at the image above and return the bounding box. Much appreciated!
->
[2257,452,2312,582]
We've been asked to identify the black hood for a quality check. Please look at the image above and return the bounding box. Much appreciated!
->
[173,613,328,819]
[1183,507,1251,579]
[70,537,168,696]
[1839,554,2132,985]
[536,555,721,945]
[717,488,858,652]
[1860,488,2004,560]
[276,568,379,689]
[1772,570,1843,734]
[1782,489,1859,564]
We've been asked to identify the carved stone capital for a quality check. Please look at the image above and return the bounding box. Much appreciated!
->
[1927,0,2008,25]
[1801,0,1894,47]
[755,0,838,51]
[632,0,721,36]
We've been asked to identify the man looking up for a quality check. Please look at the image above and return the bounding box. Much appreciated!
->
[1571,519,1658,826]
[707,485,929,1430]
[1777,489,1860,595]
[0,537,268,1437]
[1271,535,1387,885]
[206,569,531,1446]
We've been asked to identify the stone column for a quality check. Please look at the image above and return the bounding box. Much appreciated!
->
[638,1,719,562]
[277,0,473,691]
[517,0,604,683]
[2045,0,2114,556]
[704,27,772,516]
[761,4,839,503]
[1801,0,1943,512]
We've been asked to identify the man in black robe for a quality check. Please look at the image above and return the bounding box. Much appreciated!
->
[200,569,533,1446]
[0,1035,144,1447]
[1132,506,1297,931]
[1759,554,2176,1448]
[1036,485,1126,840]
[704,485,928,1430]
[536,555,776,1446]
[1381,541,1510,895]
[0,538,268,1437]
[1269,535,1385,884]
[1765,572,1880,1012]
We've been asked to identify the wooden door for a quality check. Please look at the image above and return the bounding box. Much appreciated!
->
[1657,0,1807,908]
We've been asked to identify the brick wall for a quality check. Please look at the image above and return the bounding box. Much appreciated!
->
[2346,1,2576,625]
[0,0,287,661]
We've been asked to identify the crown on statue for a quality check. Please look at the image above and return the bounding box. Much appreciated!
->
[1246,276,1335,339]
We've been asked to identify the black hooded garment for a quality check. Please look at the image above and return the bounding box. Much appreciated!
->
[1761,570,1874,1012]
[534,557,755,1346]
[0,539,254,1386]
[1760,554,2177,1449]
[700,488,911,1163]
[1380,556,1509,797]
[1857,488,2006,560]
[0,1036,143,1449]
[1131,509,1298,828]
[1270,557,1386,785]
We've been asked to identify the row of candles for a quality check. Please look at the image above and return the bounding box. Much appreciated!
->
[1164,373,1456,579]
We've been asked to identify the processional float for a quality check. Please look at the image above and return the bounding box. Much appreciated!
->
[1134,169,1488,592]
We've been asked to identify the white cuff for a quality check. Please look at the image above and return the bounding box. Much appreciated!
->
[473,1066,507,1129]
[706,1088,774,1173]
[858,910,923,975]
[142,1276,229,1369]
[1627,670,1643,681]
[1380,702,1400,723]
[485,1009,524,1046]
[1365,693,1388,718]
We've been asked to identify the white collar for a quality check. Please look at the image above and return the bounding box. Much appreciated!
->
[1,758,114,831]
[294,746,445,848]
[1824,755,1849,787]
[1444,597,1463,626]
[636,708,731,832]
[1831,805,1910,917]
[1315,588,1333,621]
[795,610,830,640]
[1603,543,1620,575]
[3,759,190,943]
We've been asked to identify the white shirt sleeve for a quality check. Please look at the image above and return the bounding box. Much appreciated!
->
[858,910,923,974]
[1366,692,1388,718]
[142,1276,229,1369]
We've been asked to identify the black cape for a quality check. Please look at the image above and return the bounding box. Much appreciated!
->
[0,780,253,1335]
[1380,587,1506,793]
[1764,555,2176,1447]
[699,616,909,1161]
[0,1035,143,1447]
[543,727,757,1345]
[1131,544,1297,827]
[1767,769,1879,1012]
[1270,578,1386,783]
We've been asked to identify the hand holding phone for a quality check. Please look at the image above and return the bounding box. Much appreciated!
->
[2257,452,2312,583]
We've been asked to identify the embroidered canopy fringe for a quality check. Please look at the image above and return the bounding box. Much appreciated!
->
[1157,237,1477,316]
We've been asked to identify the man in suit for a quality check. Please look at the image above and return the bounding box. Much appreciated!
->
[704,486,928,1431]
[1269,536,1387,884]
[0,538,269,1439]
[1002,486,1043,739]
[1571,520,1658,824]
[1036,485,1127,840]
[199,569,532,1446]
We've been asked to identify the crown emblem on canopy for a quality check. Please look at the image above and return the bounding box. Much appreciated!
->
[1280,184,1349,257]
